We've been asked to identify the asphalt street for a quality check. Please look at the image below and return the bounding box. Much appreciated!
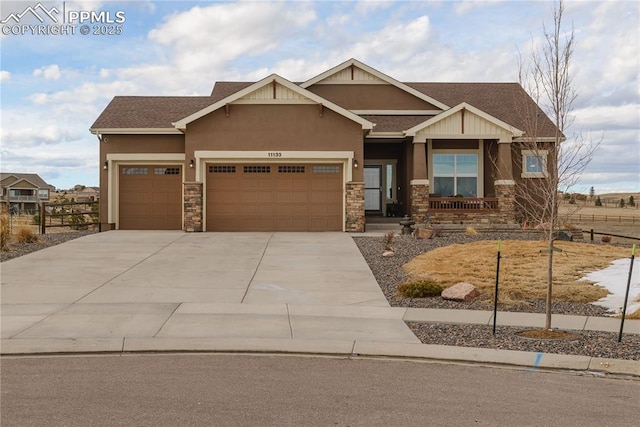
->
[2,354,638,426]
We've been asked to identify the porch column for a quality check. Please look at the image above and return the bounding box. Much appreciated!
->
[494,139,516,224]
[183,182,203,232]
[496,140,514,181]
[410,141,429,222]
[412,141,427,180]
[345,182,365,232]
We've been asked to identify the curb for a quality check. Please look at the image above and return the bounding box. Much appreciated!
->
[2,338,638,378]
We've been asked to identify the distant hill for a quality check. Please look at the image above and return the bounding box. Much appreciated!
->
[598,192,639,201]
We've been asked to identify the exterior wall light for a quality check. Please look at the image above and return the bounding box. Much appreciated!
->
[189,159,195,168]
[103,161,108,170]
[353,159,359,168]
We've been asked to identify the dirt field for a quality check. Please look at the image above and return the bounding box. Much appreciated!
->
[558,202,640,245]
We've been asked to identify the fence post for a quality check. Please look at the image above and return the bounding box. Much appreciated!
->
[40,202,46,235]
[590,229,594,242]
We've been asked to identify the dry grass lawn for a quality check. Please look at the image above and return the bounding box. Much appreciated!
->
[404,241,632,304]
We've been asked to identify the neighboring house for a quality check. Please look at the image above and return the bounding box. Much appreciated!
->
[0,173,52,213]
[91,58,557,232]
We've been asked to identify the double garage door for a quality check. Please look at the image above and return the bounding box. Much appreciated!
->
[206,163,343,231]
[118,163,343,231]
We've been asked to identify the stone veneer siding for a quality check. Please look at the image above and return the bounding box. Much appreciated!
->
[410,183,429,223]
[495,182,516,225]
[183,182,203,232]
[345,182,365,232]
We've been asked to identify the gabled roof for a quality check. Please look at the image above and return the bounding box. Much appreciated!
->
[406,82,557,138]
[0,173,50,189]
[300,58,450,111]
[211,82,252,99]
[174,74,374,131]
[405,102,524,138]
[91,59,560,139]
[91,96,215,132]
[360,115,432,134]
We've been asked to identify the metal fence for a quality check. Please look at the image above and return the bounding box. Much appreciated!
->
[566,214,638,224]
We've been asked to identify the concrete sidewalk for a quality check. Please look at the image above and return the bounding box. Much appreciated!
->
[1,231,638,377]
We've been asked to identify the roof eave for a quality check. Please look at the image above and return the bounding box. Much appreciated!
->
[90,128,183,135]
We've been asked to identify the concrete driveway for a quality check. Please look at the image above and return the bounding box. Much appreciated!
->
[1,231,419,352]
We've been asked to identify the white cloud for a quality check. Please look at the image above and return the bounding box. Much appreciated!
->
[326,13,350,26]
[148,2,316,74]
[573,105,640,130]
[28,80,140,105]
[0,124,81,148]
[33,64,61,80]
[453,0,505,15]
[355,1,394,14]
[345,15,433,65]
[0,70,10,81]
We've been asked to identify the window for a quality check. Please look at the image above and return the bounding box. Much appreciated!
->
[154,167,180,175]
[122,167,148,175]
[209,165,236,173]
[243,165,271,173]
[38,189,49,199]
[312,165,340,174]
[433,154,478,197]
[278,165,305,173]
[522,150,548,178]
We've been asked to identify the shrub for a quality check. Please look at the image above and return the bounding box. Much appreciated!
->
[14,226,39,244]
[629,196,636,207]
[382,231,395,251]
[0,213,10,251]
[619,198,626,208]
[594,196,602,207]
[601,235,612,243]
[397,279,443,298]
[465,226,478,235]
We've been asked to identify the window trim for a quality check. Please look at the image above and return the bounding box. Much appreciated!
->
[521,149,548,178]
[427,143,484,198]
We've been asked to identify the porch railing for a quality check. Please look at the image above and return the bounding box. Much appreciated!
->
[3,195,38,202]
[429,197,498,212]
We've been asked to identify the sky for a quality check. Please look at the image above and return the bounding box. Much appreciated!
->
[0,0,638,193]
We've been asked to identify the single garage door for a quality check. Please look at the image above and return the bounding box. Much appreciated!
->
[119,165,182,230]
[206,163,343,231]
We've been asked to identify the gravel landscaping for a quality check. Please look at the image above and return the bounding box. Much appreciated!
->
[0,232,94,263]
[409,323,640,361]
[354,233,640,361]
[353,233,611,317]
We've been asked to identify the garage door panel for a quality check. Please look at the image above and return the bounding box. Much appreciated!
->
[119,165,181,230]
[207,163,342,231]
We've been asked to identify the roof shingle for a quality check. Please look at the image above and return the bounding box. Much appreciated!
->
[92,81,558,137]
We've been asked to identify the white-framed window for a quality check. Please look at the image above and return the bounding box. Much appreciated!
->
[37,189,49,199]
[432,153,479,197]
[521,150,548,178]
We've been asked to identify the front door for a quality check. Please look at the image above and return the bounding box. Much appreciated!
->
[364,165,382,212]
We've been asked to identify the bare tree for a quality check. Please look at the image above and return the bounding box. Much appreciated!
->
[512,0,599,330]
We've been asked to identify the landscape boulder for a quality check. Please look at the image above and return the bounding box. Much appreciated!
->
[441,282,481,302]
[414,228,435,239]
